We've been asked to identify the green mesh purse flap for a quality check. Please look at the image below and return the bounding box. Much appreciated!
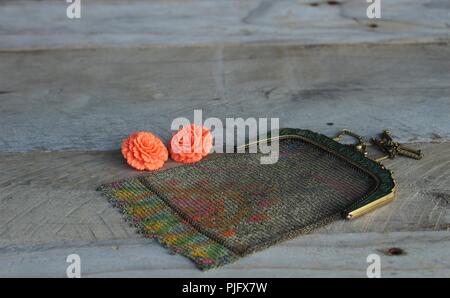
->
[98,128,395,270]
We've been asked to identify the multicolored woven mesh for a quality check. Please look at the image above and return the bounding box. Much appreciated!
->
[98,129,394,270]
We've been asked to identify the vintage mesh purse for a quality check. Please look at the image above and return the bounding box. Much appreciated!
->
[98,128,397,270]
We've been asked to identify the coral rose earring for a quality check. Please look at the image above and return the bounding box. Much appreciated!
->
[121,132,168,171]
[169,124,213,164]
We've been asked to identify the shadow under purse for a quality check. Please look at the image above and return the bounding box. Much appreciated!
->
[98,128,418,270]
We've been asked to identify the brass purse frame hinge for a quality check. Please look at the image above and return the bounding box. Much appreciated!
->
[333,129,423,162]
[334,129,422,219]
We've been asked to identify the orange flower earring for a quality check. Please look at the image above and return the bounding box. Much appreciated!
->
[121,125,212,170]
[121,132,168,171]
[169,124,213,164]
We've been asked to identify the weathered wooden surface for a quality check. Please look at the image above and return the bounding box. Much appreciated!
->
[1,42,450,152]
[0,0,449,277]
[1,0,449,49]
[1,1,449,152]
[1,231,449,278]
[1,144,447,277]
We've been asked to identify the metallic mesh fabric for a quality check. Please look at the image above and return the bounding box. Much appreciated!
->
[140,138,376,255]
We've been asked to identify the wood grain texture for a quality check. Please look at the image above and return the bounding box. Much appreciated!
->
[1,0,449,50]
[0,142,448,249]
[1,0,449,278]
[1,42,450,152]
[1,231,449,277]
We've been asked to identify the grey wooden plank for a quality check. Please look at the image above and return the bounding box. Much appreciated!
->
[1,0,449,50]
[0,142,448,248]
[1,231,448,277]
[1,0,448,278]
[1,42,450,152]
